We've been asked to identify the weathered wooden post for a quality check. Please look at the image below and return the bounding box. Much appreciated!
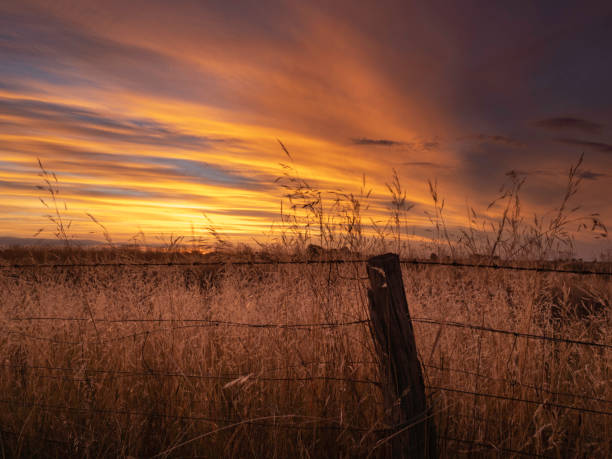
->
[367,253,437,458]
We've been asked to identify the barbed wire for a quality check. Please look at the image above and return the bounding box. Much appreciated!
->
[423,363,612,405]
[0,418,598,457]
[0,399,373,433]
[399,259,612,276]
[412,317,612,350]
[1,396,605,454]
[2,318,370,346]
[0,362,379,386]
[0,425,595,458]
[1,257,610,276]
[0,259,362,269]
[429,386,612,417]
[7,316,369,329]
[6,389,608,434]
[5,362,608,421]
[4,360,609,408]
[7,315,610,350]
[2,365,608,450]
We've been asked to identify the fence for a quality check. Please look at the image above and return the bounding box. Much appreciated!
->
[1,254,610,457]
[1,257,611,276]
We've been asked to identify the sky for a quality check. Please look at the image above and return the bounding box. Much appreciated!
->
[1,0,611,257]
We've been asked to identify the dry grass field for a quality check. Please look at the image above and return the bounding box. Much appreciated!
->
[0,252,610,458]
[0,157,610,458]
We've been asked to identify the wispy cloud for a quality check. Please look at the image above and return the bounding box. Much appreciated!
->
[403,161,450,169]
[351,137,404,147]
[459,134,524,148]
[556,138,612,153]
[508,169,554,177]
[535,117,604,134]
[0,97,232,149]
[580,170,609,180]
[351,138,440,152]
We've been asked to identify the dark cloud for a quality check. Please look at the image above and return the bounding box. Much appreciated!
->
[351,138,403,147]
[351,138,440,152]
[535,117,604,134]
[471,167,607,182]
[556,138,612,153]
[403,161,450,169]
[579,170,609,180]
[459,134,524,147]
[500,169,551,178]
[421,142,440,150]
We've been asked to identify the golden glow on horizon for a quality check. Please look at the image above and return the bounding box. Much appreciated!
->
[0,79,449,243]
[1,1,610,258]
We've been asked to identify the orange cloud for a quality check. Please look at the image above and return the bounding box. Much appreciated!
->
[0,1,610,257]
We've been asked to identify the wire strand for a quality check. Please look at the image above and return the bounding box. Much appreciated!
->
[423,363,612,405]
[0,362,379,386]
[1,258,610,276]
[7,316,369,329]
[429,386,612,417]
[412,317,612,350]
[0,399,372,432]
[8,315,609,350]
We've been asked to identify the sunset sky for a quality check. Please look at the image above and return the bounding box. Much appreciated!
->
[1,1,611,256]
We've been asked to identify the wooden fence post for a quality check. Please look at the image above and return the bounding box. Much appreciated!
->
[367,253,437,458]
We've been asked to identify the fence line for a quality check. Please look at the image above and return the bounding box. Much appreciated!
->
[1,257,610,276]
[5,394,605,445]
[0,399,372,433]
[7,315,611,350]
[7,316,369,329]
[0,362,379,386]
[2,318,371,347]
[4,325,247,346]
[4,360,609,411]
[399,259,612,276]
[412,317,612,350]
[423,363,612,405]
[0,259,363,269]
[0,396,602,457]
[0,419,582,458]
[429,386,612,417]
[0,427,562,458]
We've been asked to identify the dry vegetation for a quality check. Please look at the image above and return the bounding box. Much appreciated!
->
[0,155,610,458]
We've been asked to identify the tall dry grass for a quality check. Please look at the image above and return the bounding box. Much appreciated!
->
[0,154,609,457]
[0,261,609,457]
